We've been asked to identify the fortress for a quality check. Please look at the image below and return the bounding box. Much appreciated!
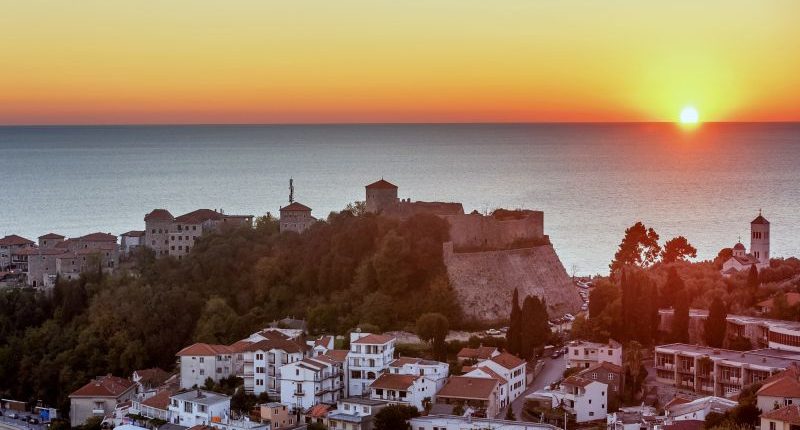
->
[365,179,582,321]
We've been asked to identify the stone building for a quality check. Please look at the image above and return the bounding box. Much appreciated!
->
[20,232,119,288]
[279,202,316,233]
[721,212,771,275]
[143,208,254,259]
[0,234,35,271]
[120,230,145,256]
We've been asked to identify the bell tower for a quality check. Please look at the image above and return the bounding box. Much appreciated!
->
[750,210,770,264]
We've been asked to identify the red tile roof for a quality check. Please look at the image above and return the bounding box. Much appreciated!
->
[758,364,800,398]
[122,230,146,237]
[471,366,508,385]
[370,373,418,391]
[70,375,135,398]
[489,352,525,370]
[280,202,312,212]
[352,333,395,344]
[365,179,397,190]
[176,343,233,356]
[307,404,331,418]
[752,215,770,225]
[140,389,175,410]
[437,376,498,400]
[457,346,498,360]
[664,420,705,430]
[237,338,307,354]
[38,233,65,240]
[761,404,800,425]
[324,349,349,363]
[0,235,34,246]
[175,209,222,224]
[580,361,624,375]
[79,232,118,242]
[133,368,171,388]
[563,375,597,388]
[145,209,174,222]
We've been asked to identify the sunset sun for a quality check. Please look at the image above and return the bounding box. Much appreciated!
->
[680,106,700,125]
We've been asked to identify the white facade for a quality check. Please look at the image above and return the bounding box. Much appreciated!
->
[566,340,623,369]
[476,354,527,403]
[368,374,437,411]
[388,358,449,391]
[666,396,737,423]
[464,367,509,410]
[552,378,607,423]
[347,332,396,397]
[177,344,234,389]
[235,329,308,396]
[280,356,344,411]
[168,390,230,427]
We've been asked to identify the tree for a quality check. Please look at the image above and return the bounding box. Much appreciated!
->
[507,288,522,355]
[194,297,241,344]
[704,297,727,348]
[610,222,661,276]
[504,406,516,421]
[747,264,760,291]
[588,279,618,319]
[671,289,690,343]
[661,236,698,264]
[519,295,551,359]
[624,341,644,399]
[374,405,420,430]
[415,313,449,360]
[660,266,685,309]
[452,403,465,416]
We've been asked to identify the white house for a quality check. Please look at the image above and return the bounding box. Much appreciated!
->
[230,329,309,396]
[757,364,800,412]
[473,352,526,403]
[347,332,396,397]
[552,375,607,423]
[566,340,623,369]
[463,367,509,410]
[665,396,737,423]
[176,343,234,389]
[168,389,230,427]
[280,355,344,412]
[761,404,800,430]
[368,373,437,411]
[388,357,449,391]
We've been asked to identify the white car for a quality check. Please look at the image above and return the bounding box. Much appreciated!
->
[485,328,502,336]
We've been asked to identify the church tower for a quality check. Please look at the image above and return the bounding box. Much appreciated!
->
[750,211,770,264]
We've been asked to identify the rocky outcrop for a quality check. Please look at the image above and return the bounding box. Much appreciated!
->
[444,243,583,322]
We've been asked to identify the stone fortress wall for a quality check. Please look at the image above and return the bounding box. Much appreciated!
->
[365,179,582,321]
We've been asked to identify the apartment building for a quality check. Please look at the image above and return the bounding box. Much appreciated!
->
[347,332,396,397]
[231,329,309,396]
[176,343,234,389]
[280,355,344,411]
[566,339,623,369]
[168,389,230,427]
[654,343,800,397]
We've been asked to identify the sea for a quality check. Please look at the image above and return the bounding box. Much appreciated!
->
[1,123,799,276]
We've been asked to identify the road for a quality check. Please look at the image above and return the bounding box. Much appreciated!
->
[500,354,566,420]
[0,410,48,430]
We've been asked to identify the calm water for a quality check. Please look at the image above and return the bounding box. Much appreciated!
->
[1,123,798,275]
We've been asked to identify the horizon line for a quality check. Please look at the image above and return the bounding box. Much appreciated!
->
[1,120,800,127]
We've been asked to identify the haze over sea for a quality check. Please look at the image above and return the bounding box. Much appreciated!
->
[1,123,798,275]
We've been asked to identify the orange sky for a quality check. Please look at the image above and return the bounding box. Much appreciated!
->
[1,1,799,124]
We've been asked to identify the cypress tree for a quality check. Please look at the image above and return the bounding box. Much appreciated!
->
[507,288,522,355]
[704,297,727,348]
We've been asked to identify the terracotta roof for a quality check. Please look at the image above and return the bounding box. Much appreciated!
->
[38,233,65,240]
[436,376,498,400]
[489,352,525,370]
[758,364,800,398]
[470,366,508,385]
[229,339,254,353]
[457,346,498,360]
[133,368,171,388]
[461,365,476,373]
[352,333,395,344]
[122,230,146,237]
[732,255,760,265]
[0,235,35,246]
[580,361,624,375]
[281,202,312,212]
[365,179,397,190]
[562,375,597,388]
[70,375,135,398]
[324,349,349,363]
[307,404,331,418]
[752,215,770,225]
[175,209,222,224]
[314,335,333,348]
[238,338,307,354]
[761,404,800,425]
[758,293,800,309]
[79,232,118,242]
[176,343,233,356]
[664,420,705,430]
[141,389,175,410]
[370,373,418,391]
[733,242,746,250]
[145,209,174,222]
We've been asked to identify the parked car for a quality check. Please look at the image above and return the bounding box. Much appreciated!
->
[485,328,501,336]
[28,417,40,424]
[8,413,19,419]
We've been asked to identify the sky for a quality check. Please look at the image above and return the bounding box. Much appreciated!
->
[1,1,799,124]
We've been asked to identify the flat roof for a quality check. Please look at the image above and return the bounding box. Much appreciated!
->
[171,390,230,406]
[339,397,386,406]
[655,344,799,369]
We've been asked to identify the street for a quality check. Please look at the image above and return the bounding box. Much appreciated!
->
[0,410,48,430]
[500,354,566,420]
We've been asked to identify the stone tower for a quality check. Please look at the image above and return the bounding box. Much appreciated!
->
[365,179,399,214]
[750,211,770,264]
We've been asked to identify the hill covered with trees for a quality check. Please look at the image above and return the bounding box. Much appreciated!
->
[0,207,462,413]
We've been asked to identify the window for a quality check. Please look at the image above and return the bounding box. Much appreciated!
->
[591,373,597,379]
[589,412,594,416]
[184,402,192,413]
[199,405,207,413]
[199,357,204,363]
[608,350,613,356]
[608,373,614,380]
[769,422,776,430]
[199,369,205,375]
[216,367,222,373]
